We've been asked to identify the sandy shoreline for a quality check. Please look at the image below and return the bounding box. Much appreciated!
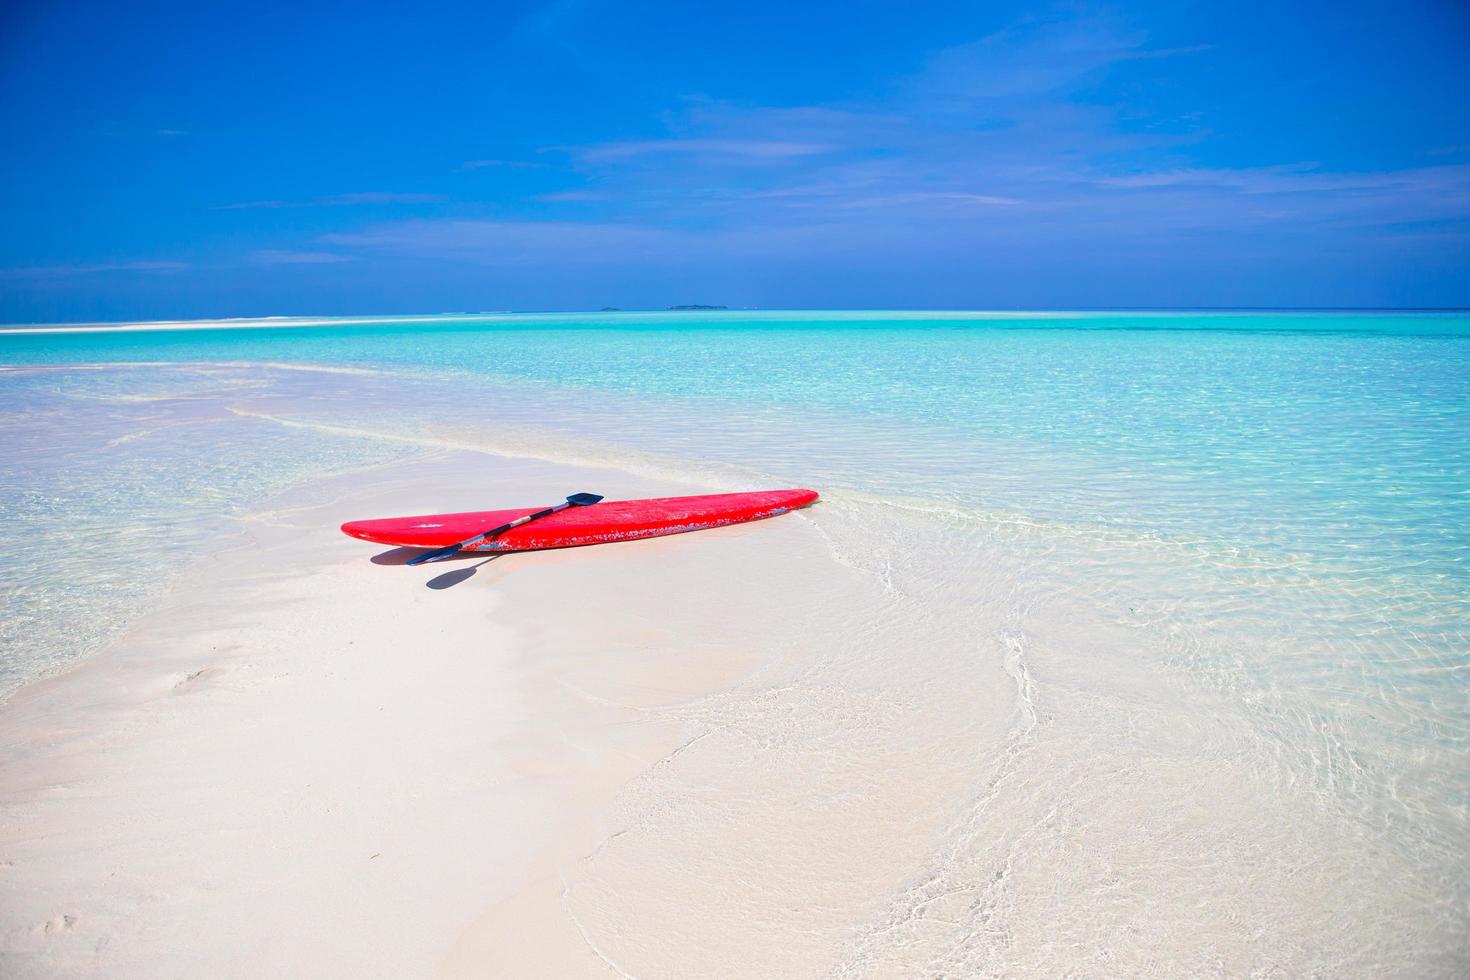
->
[3,442,1463,977]
[0,449,950,977]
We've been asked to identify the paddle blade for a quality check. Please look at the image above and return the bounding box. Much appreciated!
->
[567,492,604,506]
[406,543,462,566]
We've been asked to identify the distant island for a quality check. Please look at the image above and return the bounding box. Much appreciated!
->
[667,304,727,311]
[599,307,621,311]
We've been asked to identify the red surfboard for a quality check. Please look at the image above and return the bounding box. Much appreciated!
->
[340,488,819,553]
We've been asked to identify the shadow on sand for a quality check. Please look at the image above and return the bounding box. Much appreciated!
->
[369,547,505,589]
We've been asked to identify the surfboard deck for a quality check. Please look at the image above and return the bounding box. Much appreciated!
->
[341,488,819,552]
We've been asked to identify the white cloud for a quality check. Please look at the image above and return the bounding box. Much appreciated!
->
[457,159,546,171]
[250,250,351,265]
[835,192,1024,209]
[536,190,612,202]
[0,261,190,279]
[577,139,834,164]
[321,219,681,264]
[213,192,445,211]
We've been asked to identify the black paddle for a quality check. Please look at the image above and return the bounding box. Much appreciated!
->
[406,492,604,566]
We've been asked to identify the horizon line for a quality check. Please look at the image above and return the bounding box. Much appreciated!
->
[3,306,1470,335]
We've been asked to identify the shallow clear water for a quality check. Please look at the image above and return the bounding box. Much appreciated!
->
[2,310,1467,969]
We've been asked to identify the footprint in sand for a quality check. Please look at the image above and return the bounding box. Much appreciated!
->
[171,665,228,692]
[43,914,77,935]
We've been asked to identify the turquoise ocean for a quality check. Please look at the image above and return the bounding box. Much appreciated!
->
[2,310,1467,967]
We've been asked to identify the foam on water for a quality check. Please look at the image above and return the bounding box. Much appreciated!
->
[1,311,1466,972]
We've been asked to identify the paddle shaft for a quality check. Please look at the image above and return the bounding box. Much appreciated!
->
[406,493,602,565]
[458,502,567,550]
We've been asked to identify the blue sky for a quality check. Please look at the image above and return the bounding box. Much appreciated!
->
[1,0,1468,319]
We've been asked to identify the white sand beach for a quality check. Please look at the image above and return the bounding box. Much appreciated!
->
[0,450,975,977]
[1,445,1462,977]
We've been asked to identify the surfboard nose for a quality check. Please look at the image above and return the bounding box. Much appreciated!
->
[340,518,422,544]
[339,520,376,541]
